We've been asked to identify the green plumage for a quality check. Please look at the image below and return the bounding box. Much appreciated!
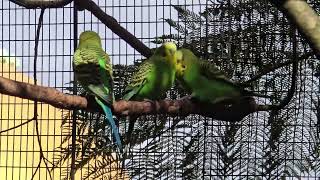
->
[122,42,177,150]
[175,48,270,104]
[74,41,113,102]
[123,42,178,101]
[73,31,122,153]
[73,32,113,103]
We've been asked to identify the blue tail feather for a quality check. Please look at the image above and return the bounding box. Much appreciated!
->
[95,97,123,153]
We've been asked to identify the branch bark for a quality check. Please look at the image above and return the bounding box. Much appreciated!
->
[75,0,153,58]
[270,0,320,59]
[0,76,271,122]
[9,0,72,8]
[0,76,88,109]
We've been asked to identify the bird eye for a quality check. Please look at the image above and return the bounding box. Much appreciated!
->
[182,65,186,69]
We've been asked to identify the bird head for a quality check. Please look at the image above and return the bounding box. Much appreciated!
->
[162,42,177,57]
[78,31,102,47]
[155,42,177,64]
[175,50,186,77]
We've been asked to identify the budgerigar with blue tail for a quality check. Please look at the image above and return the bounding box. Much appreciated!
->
[73,31,122,153]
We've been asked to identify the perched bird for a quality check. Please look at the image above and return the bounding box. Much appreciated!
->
[122,42,177,144]
[175,48,270,104]
[73,31,122,153]
[123,42,178,101]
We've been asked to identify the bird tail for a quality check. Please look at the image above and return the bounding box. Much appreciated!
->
[121,115,138,171]
[125,116,138,145]
[95,97,123,153]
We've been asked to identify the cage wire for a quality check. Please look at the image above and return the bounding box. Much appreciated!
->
[0,0,320,179]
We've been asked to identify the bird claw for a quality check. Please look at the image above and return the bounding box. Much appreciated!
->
[181,95,193,101]
[143,98,155,105]
[181,95,199,104]
[211,97,236,106]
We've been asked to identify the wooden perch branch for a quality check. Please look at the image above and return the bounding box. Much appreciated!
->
[75,0,153,58]
[9,0,72,8]
[270,0,320,59]
[114,97,271,121]
[0,76,88,109]
[0,76,271,122]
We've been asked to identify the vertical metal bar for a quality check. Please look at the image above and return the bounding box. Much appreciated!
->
[70,3,78,180]
[202,1,209,178]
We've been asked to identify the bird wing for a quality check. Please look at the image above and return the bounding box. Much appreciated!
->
[122,60,153,100]
[198,60,239,87]
[75,47,114,105]
[89,53,113,105]
[199,60,271,99]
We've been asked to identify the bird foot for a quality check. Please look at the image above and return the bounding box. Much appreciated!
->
[143,98,156,105]
[211,97,237,106]
[181,95,199,104]
[143,98,152,102]
[181,95,192,100]
[142,98,158,111]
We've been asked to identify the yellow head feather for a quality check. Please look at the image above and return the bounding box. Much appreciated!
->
[78,31,102,47]
[163,42,177,53]
[154,42,178,67]
[175,50,185,76]
[155,42,177,57]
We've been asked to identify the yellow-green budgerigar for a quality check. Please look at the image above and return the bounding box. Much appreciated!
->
[122,42,177,143]
[175,48,270,104]
[73,31,122,153]
[123,42,178,101]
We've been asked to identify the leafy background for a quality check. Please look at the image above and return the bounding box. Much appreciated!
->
[55,0,320,179]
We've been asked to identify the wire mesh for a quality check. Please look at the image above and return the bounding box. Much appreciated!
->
[0,0,319,179]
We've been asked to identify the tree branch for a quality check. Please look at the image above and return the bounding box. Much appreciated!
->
[9,0,73,8]
[269,0,320,59]
[31,8,53,180]
[274,27,298,110]
[0,76,88,110]
[244,51,314,85]
[75,0,153,58]
[0,118,35,134]
[10,0,153,58]
[113,97,272,121]
[0,76,271,122]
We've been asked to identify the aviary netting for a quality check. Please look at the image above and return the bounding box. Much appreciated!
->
[0,0,319,179]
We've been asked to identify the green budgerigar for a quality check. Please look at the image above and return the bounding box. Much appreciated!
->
[123,42,177,101]
[175,48,270,104]
[122,42,177,144]
[73,31,122,152]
